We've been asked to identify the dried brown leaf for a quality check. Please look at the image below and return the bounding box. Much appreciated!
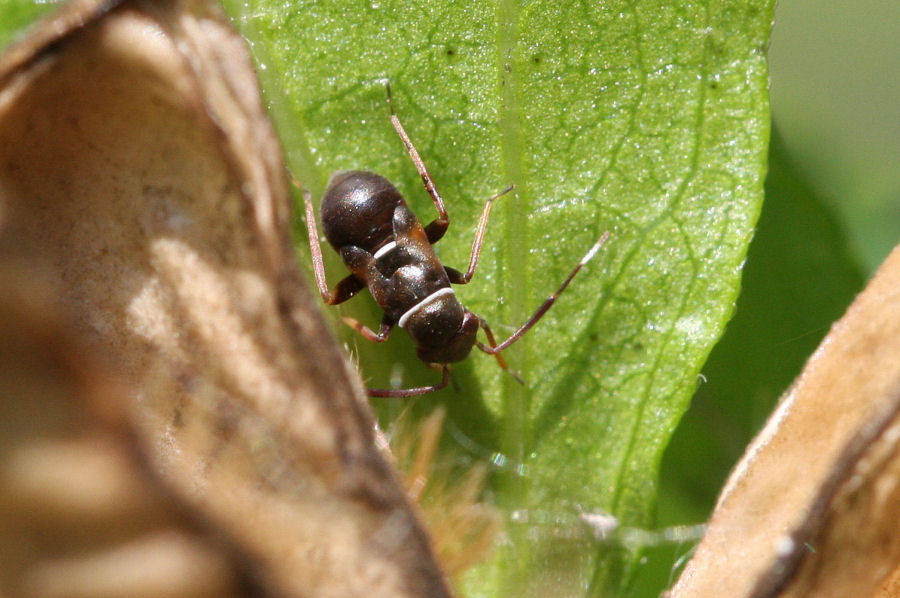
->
[669,244,900,598]
[0,1,452,597]
[0,260,244,598]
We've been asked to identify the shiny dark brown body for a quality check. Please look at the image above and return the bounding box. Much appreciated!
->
[319,170,484,362]
[301,86,607,397]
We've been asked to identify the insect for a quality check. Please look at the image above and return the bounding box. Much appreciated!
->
[301,85,608,397]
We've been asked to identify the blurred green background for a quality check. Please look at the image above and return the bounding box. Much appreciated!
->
[770,0,900,274]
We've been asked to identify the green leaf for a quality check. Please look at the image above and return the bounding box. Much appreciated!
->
[638,128,866,597]
[225,0,774,595]
[658,129,866,520]
[0,0,56,51]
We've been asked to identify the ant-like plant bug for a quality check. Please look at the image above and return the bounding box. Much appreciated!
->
[300,84,609,398]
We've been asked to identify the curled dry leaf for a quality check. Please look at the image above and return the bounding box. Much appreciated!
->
[0,1,451,597]
[0,259,244,598]
[669,243,900,598]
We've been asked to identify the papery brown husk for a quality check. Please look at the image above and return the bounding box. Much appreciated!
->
[0,1,452,597]
[0,258,251,598]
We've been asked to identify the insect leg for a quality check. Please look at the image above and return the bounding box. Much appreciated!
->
[367,365,451,398]
[476,232,610,355]
[475,317,525,384]
[297,177,364,304]
[342,315,393,343]
[447,184,515,284]
[385,83,451,244]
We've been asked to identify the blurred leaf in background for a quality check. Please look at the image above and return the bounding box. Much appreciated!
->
[768,0,900,273]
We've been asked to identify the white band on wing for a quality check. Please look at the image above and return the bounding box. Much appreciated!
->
[397,287,456,329]
[373,241,397,260]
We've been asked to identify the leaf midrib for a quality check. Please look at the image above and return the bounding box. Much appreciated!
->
[495,0,530,482]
